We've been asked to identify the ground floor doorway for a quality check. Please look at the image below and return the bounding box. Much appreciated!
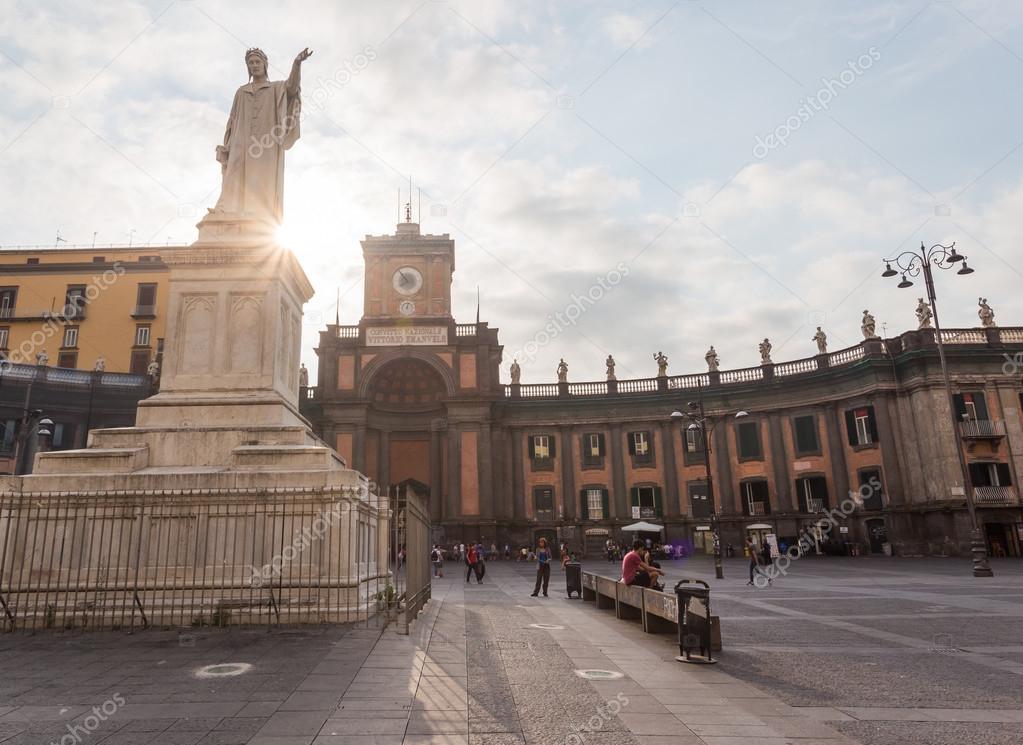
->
[866,518,889,554]
[985,522,1021,557]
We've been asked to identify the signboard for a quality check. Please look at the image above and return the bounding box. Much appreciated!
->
[631,506,641,519]
[366,326,448,346]
[839,526,849,534]
[765,533,780,559]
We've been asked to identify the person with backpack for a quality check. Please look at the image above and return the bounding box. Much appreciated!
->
[431,545,444,578]
[465,544,481,584]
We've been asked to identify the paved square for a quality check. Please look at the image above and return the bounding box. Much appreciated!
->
[1,557,1020,744]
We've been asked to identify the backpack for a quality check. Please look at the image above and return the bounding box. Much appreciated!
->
[467,547,477,565]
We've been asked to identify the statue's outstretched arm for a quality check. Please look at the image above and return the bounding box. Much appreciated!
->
[287,48,313,97]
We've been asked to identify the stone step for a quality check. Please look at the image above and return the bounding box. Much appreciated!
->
[89,425,312,449]
[231,444,340,470]
[33,446,149,474]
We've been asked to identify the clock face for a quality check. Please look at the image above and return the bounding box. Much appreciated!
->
[398,300,416,316]
[392,266,423,296]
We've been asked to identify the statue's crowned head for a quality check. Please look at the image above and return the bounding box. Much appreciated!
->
[245,47,269,79]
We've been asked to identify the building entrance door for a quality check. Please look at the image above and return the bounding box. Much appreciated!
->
[866,518,888,554]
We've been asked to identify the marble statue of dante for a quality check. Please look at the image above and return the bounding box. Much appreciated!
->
[861,309,877,339]
[812,327,828,355]
[653,351,668,377]
[605,354,616,381]
[705,346,719,372]
[557,359,568,383]
[978,297,996,328]
[211,46,312,223]
[510,359,521,384]
[759,338,772,364]
[916,298,933,329]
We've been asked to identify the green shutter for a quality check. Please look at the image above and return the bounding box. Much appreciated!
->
[653,486,663,517]
[601,489,610,519]
[580,488,589,520]
[549,435,557,458]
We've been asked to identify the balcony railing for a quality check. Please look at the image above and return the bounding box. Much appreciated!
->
[498,327,1023,400]
[131,304,157,317]
[747,502,767,516]
[805,497,824,513]
[337,325,359,339]
[960,420,1006,438]
[974,486,1017,504]
[455,324,477,337]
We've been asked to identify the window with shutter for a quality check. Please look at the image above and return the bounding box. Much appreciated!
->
[688,482,711,518]
[584,488,604,519]
[737,421,762,459]
[858,468,884,510]
[795,476,829,512]
[793,415,819,454]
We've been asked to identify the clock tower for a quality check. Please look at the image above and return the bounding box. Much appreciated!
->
[362,218,454,321]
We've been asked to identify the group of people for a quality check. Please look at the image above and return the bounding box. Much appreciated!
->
[619,540,667,590]
[604,538,687,563]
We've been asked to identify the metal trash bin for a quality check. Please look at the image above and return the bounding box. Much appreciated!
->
[565,562,582,598]
[674,579,716,664]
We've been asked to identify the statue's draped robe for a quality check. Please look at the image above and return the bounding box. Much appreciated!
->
[214,79,300,223]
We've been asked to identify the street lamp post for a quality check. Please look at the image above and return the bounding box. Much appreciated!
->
[882,241,992,578]
[672,387,747,581]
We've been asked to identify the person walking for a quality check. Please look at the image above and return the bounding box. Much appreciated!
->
[760,539,774,584]
[530,537,553,597]
[465,544,481,584]
[431,544,444,578]
[504,543,511,560]
[747,537,771,586]
[475,542,486,582]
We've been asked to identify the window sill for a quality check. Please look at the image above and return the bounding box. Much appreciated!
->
[530,460,555,472]
[851,442,879,452]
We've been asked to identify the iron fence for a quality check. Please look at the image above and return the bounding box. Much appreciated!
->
[0,487,391,632]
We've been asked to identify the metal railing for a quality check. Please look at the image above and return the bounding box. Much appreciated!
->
[132,304,157,317]
[960,420,1006,438]
[395,489,431,634]
[973,486,1017,504]
[0,487,391,632]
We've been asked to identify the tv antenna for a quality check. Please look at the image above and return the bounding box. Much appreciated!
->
[55,230,66,247]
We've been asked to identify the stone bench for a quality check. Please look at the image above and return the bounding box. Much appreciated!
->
[582,570,721,650]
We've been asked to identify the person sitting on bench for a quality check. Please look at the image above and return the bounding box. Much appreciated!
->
[621,539,664,590]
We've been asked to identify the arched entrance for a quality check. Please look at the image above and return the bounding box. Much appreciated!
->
[365,357,448,526]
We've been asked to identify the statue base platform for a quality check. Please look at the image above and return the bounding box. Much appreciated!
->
[0,235,389,631]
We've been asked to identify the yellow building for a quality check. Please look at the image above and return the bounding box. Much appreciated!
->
[0,246,179,373]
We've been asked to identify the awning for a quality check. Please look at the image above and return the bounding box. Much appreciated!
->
[746,523,773,530]
[621,521,664,532]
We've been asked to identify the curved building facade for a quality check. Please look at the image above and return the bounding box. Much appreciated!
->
[301,221,1023,558]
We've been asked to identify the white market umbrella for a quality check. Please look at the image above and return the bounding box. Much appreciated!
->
[621,521,664,533]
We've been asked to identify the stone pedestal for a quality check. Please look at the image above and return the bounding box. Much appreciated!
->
[1,227,389,630]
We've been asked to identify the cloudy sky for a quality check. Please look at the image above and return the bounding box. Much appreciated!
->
[2,0,1022,383]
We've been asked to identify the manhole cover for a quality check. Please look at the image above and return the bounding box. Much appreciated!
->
[574,669,624,680]
[528,623,565,630]
[194,662,252,679]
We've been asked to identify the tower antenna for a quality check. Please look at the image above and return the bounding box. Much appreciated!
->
[476,285,480,325]
[335,287,340,327]
[417,187,421,224]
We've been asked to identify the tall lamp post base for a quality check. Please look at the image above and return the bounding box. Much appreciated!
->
[971,530,993,577]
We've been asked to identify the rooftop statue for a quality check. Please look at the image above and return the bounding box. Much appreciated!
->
[916,298,933,329]
[813,327,828,355]
[861,310,878,339]
[978,297,996,328]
